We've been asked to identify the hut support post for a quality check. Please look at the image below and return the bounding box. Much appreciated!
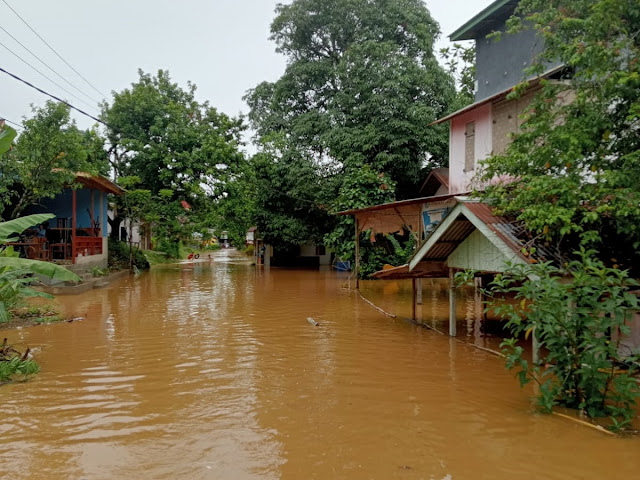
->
[416,278,423,305]
[449,268,456,337]
[532,327,539,364]
[412,278,417,321]
[71,189,77,264]
[355,217,360,290]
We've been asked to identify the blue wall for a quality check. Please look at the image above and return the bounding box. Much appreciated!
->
[25,187,108,238]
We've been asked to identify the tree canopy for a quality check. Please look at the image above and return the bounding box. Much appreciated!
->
[101,70,247,255]
[102,69,245,198]
[245,0,456,261]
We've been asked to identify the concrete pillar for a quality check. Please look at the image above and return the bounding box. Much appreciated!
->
[264,244,271,268]
[532,326,539,364]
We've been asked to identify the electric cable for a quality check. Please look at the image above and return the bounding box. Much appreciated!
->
[1,0,108,99]
[0,65,111,128]
[0,39,100,113]
[0,23,101,105]
[0,116,23,130]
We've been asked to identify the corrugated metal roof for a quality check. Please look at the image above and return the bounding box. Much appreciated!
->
[419,168,449,196]
[336,192,463,216]
[464,202,565,264]
[75,172,124,195]
[369,199,568,280]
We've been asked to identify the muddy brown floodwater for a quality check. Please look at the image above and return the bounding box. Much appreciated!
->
[1,249,639,479]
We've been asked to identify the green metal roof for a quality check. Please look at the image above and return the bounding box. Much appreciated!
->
[450,0,519,41]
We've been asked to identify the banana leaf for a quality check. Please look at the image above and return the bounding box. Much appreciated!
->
[0,257,80,283]
[0,214,55,242]
[0,125,16,155]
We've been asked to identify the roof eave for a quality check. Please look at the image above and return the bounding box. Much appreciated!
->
[450,0,516,41]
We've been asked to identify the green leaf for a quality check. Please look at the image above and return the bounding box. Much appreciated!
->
[0,257,80,283]
[0,214,55,243]
[0,124,17,154]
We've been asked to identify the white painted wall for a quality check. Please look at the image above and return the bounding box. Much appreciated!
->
[449,103,493,194]
[300,243,333,265]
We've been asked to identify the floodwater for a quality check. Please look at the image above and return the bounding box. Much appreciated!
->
[1,249,638,479]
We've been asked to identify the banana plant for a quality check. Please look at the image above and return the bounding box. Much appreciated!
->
[0,213,81,322]
[0,123,16,154]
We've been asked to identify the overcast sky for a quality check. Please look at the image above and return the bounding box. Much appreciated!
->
[0,0,493,137]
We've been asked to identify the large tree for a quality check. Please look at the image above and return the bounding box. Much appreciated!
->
[101,70,246,249]
[245,0,455,259]
[102,70,245,198]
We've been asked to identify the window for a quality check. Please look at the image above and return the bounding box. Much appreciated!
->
[316,245,326,256]
[464,121,475,172]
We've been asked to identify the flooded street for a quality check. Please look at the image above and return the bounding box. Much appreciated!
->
[1,249,639,479]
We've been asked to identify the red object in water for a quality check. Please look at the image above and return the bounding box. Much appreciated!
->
[188,253,194,260]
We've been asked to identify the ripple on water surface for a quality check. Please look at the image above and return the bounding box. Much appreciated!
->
[0,251,638,479]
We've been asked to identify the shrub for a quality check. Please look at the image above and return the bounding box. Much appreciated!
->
[245,245,255,257]
[108,240,150,271]
[487,250,640,431]
[0,339,39,382]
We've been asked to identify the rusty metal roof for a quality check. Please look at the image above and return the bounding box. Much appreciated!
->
[419,168,449,197]
[369,199,567,280]
[370,261,448,280]
[465,202,564,264]
[336,192,461,216]
[75,172,125,195]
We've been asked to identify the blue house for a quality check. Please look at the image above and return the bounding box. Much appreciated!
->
[24,172,124,270]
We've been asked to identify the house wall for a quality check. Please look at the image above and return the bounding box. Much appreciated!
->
[449,103,493,194]
[74,237,109,269]
[434,184,449,196]
[491,87,539,155]
[447,229,512,272]
[29,188,108,238]
[299,243,333,266]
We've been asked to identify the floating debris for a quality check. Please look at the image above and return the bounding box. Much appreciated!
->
[307,317,320,327]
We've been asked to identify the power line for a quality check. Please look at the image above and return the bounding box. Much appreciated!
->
[0,23,101,105]
[0,65,113,129]
[0,39,100,113]
[0,116,23,130]
[1,0,108,100]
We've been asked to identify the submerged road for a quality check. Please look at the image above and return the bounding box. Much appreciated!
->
[0,249,638,479]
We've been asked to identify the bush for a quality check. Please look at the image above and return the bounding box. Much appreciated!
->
[245,245,254,256]
[0,339,39,382]
[153,237,181,259]
[487,250,640,431]
[108,240,150,271]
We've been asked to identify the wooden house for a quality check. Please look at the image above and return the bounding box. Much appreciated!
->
[23,172,124,271]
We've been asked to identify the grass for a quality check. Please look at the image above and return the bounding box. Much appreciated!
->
[143,249,173,266]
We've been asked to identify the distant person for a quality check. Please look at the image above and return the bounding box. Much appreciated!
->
[36,222,48,238]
